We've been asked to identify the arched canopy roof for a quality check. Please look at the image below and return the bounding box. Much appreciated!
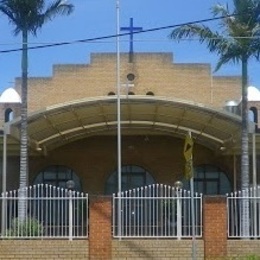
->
[7,96,242,154]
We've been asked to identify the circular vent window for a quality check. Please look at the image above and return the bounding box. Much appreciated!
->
[127,73,135,82]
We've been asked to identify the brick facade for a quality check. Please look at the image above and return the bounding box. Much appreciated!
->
[0,52,244,194]
[7,53,241,115]
[0,240,88,259]
[112,240,204,260]
[2,135,234,193]
[227,240,260,258]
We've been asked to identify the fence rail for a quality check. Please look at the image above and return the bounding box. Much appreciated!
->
[227,186,260,238]
[113,184,202,238]
[0,184,88,239]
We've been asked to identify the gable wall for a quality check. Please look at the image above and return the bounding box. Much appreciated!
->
[12,53,241,114]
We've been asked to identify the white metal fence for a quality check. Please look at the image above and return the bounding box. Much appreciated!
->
[227,186,260,238]
[113,184,203,238]
[0,184,88,239]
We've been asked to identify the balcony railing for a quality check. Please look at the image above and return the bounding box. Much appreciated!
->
[113,184,203,238]
[227,186,260,238]
[0,184,88,240]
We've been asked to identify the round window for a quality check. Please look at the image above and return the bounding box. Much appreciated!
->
[127,73,135,81]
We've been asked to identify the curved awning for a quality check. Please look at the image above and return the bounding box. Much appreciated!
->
[7,95,243,155]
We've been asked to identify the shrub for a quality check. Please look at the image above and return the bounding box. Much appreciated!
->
[5,217,44,237]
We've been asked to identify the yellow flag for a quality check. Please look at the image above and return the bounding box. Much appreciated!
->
[183,133,193,179]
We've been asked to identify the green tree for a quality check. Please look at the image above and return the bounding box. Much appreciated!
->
[169,0,260,236]
[0,0,74,221]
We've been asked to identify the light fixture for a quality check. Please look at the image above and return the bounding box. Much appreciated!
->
[174,180,183,190]
[66,180,75,191]
[219,146,226,151]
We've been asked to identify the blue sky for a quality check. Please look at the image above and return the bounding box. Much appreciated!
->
[0,0,259,93]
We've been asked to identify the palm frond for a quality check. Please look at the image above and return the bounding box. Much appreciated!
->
[215,44,242,71]
[250,38,260,59]
[211,3,230,18]
[169,0,260,72]
[43,0,74,23]
[170,24,230,54]
[0,0,74,36]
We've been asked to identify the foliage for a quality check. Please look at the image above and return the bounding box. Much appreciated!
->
[245,256,260,260]
[170,1,260,235]
[5,217,44,237]
[0,0,74,221]
[0,0,74,35]
[208,255,260,259]
[170,0,260,195]
[170,0,260,71]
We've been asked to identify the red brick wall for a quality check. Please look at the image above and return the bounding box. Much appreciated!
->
[89,196,112,260]
[25,135,232,196]
[203,196,227,259]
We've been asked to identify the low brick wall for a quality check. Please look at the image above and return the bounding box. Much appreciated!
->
[227,240,260,258]
[0,240,89,259]
[112,239,204,260]
[3,239,260,259]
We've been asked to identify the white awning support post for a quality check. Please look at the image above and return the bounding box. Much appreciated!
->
[1,124,9,236]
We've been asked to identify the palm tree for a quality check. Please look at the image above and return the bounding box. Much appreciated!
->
[169,0,260,237]
[0,0,74,221]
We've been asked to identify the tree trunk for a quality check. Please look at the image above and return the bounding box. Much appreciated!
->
[241,55,249,237]
[18,29,28,222]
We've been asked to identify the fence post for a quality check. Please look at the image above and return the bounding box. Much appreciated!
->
[69,190,73,241]
[204,196,227,259]
[176,189,182,240]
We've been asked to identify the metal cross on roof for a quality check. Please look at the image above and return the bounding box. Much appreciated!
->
[120,18,143,63]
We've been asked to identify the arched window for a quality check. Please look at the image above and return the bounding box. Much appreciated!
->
[249,107,258,132]
[32,166,85,232]
[146,91,154,96]
[5,108,13,122]
[33,165,81,191]
[249,107,256,122]
[182,164,231,195]
[105,165,155,194]
[108,91,115,96]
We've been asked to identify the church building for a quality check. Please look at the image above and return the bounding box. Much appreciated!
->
[1,52,259,194]
[1,52,260,259]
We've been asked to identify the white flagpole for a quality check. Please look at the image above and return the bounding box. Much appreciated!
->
[189,131,196,260]
[116,0,122,239]
[190,177,196,259]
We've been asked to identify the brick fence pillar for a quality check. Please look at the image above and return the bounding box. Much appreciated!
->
[204,196,227,259]
[89,196,112,260]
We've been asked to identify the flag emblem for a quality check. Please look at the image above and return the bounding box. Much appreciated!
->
[184,133,193,179]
